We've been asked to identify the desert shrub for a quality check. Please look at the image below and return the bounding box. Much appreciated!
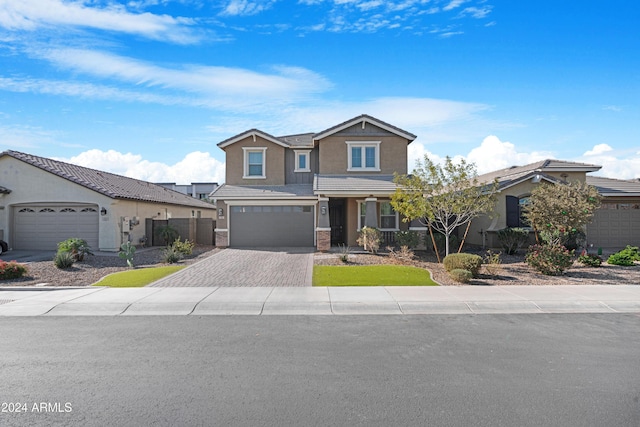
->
[337,244,351,263]
[155,224,179,245]
[443,253,483,277]
[426,232,459,254]
[387,245,415,264]
[497,228,529,255]
[357,227,383,254]
[449,269,473,283]
[162,245,183,264]
[53,251,75,269]
[525,244,573,275]
[0,259,28,280]
[607,252,635,266]
[118,241,136,268]
[540,229,586,252]
[57,237,94,261]
[618,245,640,260]
[394,231,420,249]
[482,250,503,278]
[172,238,195,256]
[577,253,602,267]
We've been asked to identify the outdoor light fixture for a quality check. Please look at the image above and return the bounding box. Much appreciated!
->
[100,207,107,216]
[321,206,327,215]
[218,208,224,217]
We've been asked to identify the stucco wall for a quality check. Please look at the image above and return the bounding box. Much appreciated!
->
[223,136,286,185]
[318,136,408,175]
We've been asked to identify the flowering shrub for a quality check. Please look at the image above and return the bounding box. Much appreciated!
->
[0,259,28,280]
[577,253,602,267]
[357,227,383,254]
[525,244,573,276]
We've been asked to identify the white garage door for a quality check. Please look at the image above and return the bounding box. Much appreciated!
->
[588,203,640,249]
[229,205,314,247]
[13,205,99,251]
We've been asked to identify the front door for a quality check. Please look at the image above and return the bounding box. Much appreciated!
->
[329,199,345,245]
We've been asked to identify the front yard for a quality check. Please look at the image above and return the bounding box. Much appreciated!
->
[313,265,437,286]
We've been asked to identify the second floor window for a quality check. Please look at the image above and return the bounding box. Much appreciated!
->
[243,147,267,179]
[294,150,311,172]
[346,141,381,171]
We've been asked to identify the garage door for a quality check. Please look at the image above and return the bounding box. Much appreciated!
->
[13,205,99,250]
[588,203,640,248]
[229,205,314,247]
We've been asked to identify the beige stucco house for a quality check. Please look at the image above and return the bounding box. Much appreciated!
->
[210,114,417,250]
[466,159,640,250]
[0,151,216,252]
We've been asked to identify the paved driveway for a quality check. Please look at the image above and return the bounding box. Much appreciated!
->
[148,248,314,287]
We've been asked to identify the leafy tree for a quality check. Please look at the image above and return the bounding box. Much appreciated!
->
[522,180,601,246]
[392,155,498,257]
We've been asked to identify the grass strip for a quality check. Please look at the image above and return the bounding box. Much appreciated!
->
[313,265,438,286]
[93,266,185,287]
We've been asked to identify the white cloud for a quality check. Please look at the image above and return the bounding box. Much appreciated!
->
[466,135,552,173]
[0,0,199,44]
[583,143,613,156]
[38,48,332,101]
[459,6,492,19]
[443,0,468,11]
[602,105,622,112]
[59,149,225,184]
[220,0,277,16]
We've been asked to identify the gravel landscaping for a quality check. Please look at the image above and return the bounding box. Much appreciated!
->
[0,246,220,287]
[2,246,639,287]
[314,250,640,286]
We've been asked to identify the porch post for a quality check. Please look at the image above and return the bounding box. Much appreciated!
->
[364,198,378,228]
[316,197,331,252]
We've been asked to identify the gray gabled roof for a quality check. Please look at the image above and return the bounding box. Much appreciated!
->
[313,114,417,142]
[476,159,602,190]
[586,176,640,197]
[210,184,315,200]
[314,174,398,195]
[1,150,216,209]
[0,185,11,194]
[217,114,416,150]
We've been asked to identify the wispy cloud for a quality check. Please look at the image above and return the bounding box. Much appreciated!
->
[36,48,332,100]
[219,0,278,17]
[442,0,468,12]
[0,0,200,44]
[602,105,623,112]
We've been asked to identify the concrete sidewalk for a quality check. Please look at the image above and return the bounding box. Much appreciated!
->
[0,285,639,316]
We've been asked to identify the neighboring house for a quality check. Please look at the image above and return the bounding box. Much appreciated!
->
[0,151,217,252]
[211,114,417,250]
[155,182,218,201]
[467,159,640,250]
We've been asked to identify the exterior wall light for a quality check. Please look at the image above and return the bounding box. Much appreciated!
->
[321,206,327,215]
[100,207,107,216]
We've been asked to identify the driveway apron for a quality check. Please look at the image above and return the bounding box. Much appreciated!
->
[148,248,314,287]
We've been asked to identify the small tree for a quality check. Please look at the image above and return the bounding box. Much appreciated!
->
[522,180,601,246]
[392,155,498,258]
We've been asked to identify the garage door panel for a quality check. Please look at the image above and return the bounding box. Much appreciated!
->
[230,205,314,247]
[13,205,99,250]
[590,208,640,249]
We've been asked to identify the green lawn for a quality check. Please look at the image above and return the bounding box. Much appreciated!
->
[313,265,438,286]
[92,266,185,287]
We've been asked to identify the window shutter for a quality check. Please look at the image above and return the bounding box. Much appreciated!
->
[506,195,519,227]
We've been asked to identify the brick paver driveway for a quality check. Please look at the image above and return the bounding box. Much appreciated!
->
[148,248,314,287]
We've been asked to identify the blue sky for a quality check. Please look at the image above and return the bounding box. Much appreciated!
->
[0,0,638,183]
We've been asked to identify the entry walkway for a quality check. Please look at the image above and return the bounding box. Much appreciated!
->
[148,247,315,287]
[0,285,639,316]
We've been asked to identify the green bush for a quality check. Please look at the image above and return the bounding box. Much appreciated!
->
[394,231,420,249]
[171,238,195,256]
[449,269,473,283]
[443,253,483,277]
[54,251,75,269]
[155,224,179,246]
[497,228,530,255]
[607,252,635,266]
[619,245,640,260]
[0,259,28,280]
[162,245,183,264]
[577,253,602,267]
[525,244,573,275]
[118,241,136,268]
[57,237,94,261]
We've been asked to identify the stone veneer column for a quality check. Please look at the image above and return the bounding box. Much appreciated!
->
[215,229,228,247]
[316,228,331,252]
[316,197,330,251]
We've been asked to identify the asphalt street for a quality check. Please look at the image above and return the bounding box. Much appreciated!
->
[1,314,639,427]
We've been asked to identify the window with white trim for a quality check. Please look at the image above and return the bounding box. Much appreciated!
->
[243,147,267,179]
[346,141,380,171]
[380,202,398,229]
[294,150,311,172]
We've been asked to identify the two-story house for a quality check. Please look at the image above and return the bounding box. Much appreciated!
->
[210,114,417,251]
